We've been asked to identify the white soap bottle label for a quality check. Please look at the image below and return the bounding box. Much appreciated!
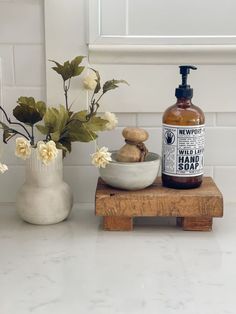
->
[162,124,205,177]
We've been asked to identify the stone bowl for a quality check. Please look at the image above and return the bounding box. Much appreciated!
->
[99,151,161,190]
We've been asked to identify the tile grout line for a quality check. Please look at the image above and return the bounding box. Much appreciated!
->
[213,112,217,126]
[12,45,16,85]
[0,42,43,46]
[4,85,45,89]
[212,166,215,179]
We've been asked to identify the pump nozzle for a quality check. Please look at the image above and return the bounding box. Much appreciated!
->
[175,65,197,99]
[179,65,197,86]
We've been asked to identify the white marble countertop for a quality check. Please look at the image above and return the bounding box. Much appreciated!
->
[0,204,235,314]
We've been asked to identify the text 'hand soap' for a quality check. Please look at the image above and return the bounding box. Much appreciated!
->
[162,65,205,189]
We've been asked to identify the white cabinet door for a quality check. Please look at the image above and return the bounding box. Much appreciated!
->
[90,0,236,45]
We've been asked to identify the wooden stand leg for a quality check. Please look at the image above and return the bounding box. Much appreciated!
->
[103,217,133,231]
[179,217,213,231]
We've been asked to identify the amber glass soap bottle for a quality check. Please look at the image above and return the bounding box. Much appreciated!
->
[162,65,205,189]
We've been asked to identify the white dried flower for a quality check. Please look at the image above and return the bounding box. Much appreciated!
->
[15,137,31,160]
[0,162,8,174]
[91,146,112,168]
[102,112,118,130]
[37,140,58,165]
[83,73,97,90]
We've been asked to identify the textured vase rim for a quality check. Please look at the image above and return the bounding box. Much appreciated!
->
[27,147,63,171]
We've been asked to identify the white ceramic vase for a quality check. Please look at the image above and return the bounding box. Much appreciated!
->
[16,149,73,225]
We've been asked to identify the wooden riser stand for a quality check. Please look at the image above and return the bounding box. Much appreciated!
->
[95,177,223,231]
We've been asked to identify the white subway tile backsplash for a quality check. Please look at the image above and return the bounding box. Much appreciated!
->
[64,166,99,203]
[98,128,124,151]
[204,166,214,177]
[137,113,162,127]
[116,113,136,127]
[205,128,236,166]
[204,113,215,126]
[145,128,161,155]
[214,167,236,203]
[0,166,24,202]
[0,2,43,43]
[0,45,14,85]
[1,140,24,166]
[14,45,45,86]
[91,64,236,113]
[216,113,236,126]
[64,142,96,166]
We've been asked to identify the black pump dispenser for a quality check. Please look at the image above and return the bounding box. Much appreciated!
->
[175,65,197,99]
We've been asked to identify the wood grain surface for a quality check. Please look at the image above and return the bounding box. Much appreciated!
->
[95,177,223,218]
[177,217,213,231]
[103,217,133,231]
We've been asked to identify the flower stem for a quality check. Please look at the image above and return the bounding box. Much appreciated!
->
[63,79,71,112]
[95,92,105,104]
[31,125,35,146]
